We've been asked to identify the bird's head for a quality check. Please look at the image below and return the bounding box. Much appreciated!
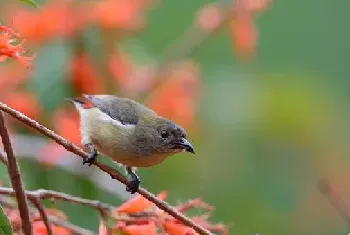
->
[135,117,195,156]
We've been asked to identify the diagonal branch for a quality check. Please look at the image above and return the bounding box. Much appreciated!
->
[0,102,212,235]
[29,197,53,235]
[0,111,32,235]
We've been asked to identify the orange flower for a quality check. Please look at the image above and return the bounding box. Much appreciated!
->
[229,11,257,61]
[0,63,28,95]
[163,220,198,235]
[33,221,70,235]
[69,54,105,94]
[121,221,157,235]
[146,61,201,130]
[3,92,41,119]
[243,0,272,13]
[6,209,22,232]
[0,24,35,68]
[52,109,81,145]
[108,52,132,86]
[11,0,78,42]
[91,0,149,30]
[194,3,223,32]
[108,53,155,96]
[116,191,167,214]
[228,0,272,61]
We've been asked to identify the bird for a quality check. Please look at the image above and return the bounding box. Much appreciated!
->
[66,94,195,193]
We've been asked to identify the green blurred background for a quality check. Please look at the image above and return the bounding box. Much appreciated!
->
[2,0,350,234]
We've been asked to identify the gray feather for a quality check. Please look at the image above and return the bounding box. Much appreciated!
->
[83,94,156,125]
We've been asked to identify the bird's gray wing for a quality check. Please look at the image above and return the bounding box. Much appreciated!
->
[83,94,155,125]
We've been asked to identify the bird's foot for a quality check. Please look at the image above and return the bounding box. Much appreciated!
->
[126,177,141,194]
[82,154,96,166]
[126,166,140,194]
[83,144,97,166]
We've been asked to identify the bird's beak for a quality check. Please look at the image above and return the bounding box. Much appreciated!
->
[178,137,195,154]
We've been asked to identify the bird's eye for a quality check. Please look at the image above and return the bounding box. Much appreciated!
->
[161,129,168,138]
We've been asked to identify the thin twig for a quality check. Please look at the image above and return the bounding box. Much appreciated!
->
[0,111,32,235]
[0,102,213,235]
[0,187,113,212]
[29,197,53,235]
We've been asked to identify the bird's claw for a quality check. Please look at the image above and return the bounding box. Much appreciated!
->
[126,178,140,194]
[83,144,97,166]
[82,154,96,166]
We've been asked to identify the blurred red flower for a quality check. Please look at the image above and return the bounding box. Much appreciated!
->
[228,0,272,60]
[163,220,198,235]
[3,92,41,120]
[11,0,78,43]
[70,54,105,94]
[91,0,152,30]
[195,3,223,32]
[146,61,201,130]
[116,191,167,214]
[52,108,81,145]
[0,24,35,68]
[33,221,70,235]
[229,11,257,61]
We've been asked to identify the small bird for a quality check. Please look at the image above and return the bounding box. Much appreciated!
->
[66,94,195,193]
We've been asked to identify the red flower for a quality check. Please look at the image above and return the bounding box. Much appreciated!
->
[11,0,78,43]
[116,191,167,214]
[52,109,81,145]
[195,3,223,32]
[0,24,35,68]
[70,54,105,94]
[3,92,41,119]
[33,221,70,235]
[163,220,198,235]
[228,0,272,61]
[91,0,151,30]
[146,61,201,130]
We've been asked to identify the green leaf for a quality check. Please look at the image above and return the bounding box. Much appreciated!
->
[28,39,72,115]
[0,203,13,235]
[19,0,39,8]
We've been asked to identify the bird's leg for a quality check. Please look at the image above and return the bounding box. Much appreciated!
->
[125,166,140,194]
[83,143,97,166]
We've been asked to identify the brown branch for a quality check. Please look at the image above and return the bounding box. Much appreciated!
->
[0,187,113,212]
[0,111,32,235]
[0,102,212,235]
[29,197,53,235]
